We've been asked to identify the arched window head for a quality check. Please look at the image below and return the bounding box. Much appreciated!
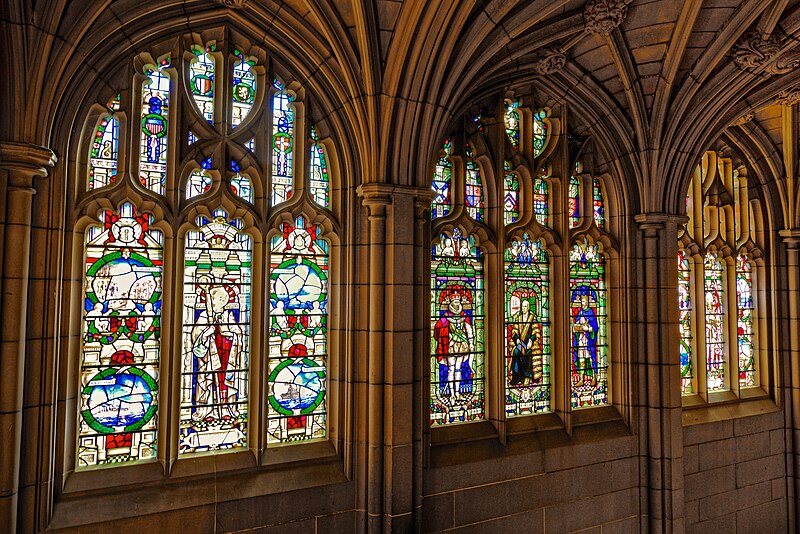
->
[88,94,121,191]
[431,139,452,219]
[503,161,520,225]
[504,99,520,152]
[77,203,163,469]
[139,59,171,195]
[268,216,329,444]
[189,44,215,123]
[569,238,608,408]
[430,229,485,425]
[532,109,548,157]
[231,50,257,127]
[465,146,485,222]
[271,79,295,205]
[309,125,330,209]
[180,211,252,454]
[593,177,605,229]
[505,235,550,415]
[678,250,694,394]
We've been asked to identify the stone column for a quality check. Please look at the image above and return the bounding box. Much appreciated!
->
[357,184,431,533]
[780,229,800,531]
[0,142,56,530]
[634,213,687,534]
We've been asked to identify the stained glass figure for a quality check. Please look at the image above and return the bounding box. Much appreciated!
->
[704,253,726,391]
[430,229,485,425]
[503,161,520,225]
[593,177,605,229]
[465,147,485,222]
[268,217,328,443]
[139,61,171,195]
[504,235,550,416]
[678,250,694,395]
[532,110,548,157]
[189,46,214,123]
[180,211,251,454]
[309,126,330,208]
[271,80,294,205]
[736,253,756,388]
[77,203,162,468]
[569,175,581,228]
[569,239,608,408]
[232,53,256,128]
[229,160,252,203]
[186,168,212,199]
[431,139,452,219]
[533,175,549,227]
[504,99,520,152]
[88,94,121,190]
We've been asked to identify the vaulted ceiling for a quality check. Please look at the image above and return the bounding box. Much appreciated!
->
[2,0,800,224]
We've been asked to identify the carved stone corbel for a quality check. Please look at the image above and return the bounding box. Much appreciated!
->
[583,0,632,36]
[532,47,567,76]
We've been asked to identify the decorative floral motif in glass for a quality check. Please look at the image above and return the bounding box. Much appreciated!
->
[77,203,162,468]
[180,211,252,454]
[569,239,608,408]
[678,250,694,395]
[736,253,756,388]
[271,80,294,205]
[504,99,520,151]
[504,235,550,416]
[503,161,520,225]
[139,61,171,195]
[532,110,548,157]
[232,53,256,128]
[268,217,328,443]
[430,229,485,425]
[593,177,605,229]
[189,46,214,123]
[569,175,581,228]
[704,253,726,391]
[431,139,452,219]
[309,126,330,208]
[88,94,121,190]
[465,148,485,222]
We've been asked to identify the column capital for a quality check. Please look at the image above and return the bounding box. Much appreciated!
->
[779,228,800,246]
[357,183,435,218]
[634,212,689,236]
[0,142,57,189]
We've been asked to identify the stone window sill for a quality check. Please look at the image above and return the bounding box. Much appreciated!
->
[682,394,777,427]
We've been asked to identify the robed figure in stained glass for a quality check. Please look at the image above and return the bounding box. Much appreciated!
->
[571,286,599,387]
[509,299,543,386]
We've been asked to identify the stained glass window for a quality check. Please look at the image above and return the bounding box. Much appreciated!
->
[678,250,694,395]
[309,126,330,208]
[232,52,256,128]
[569,239,608,408]
[533,175,549,226]
[186,169,212,199]
[430,229,485,425]
[267,217,328,443]
[504,99,520,151]
[503,161,520,225]
[230,160,252,203]
[431,139,452,219]
[188,131,199,145]
[569,175,581,228]
[465,147,485,222]
[189,46,215,123]
[139,61,171,195]
[505,235,550,416]
[77,203,162,468]
[593,177,605,229]
[473,114,486,136]
[180,211,251,454]
[704,253,726,392]
[271,80,294,204]
[88,94,121,190]
[736,253,756,388]
[532,110,548,157]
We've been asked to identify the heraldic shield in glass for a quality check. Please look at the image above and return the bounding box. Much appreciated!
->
[268,216,328,444]
[569,239,609,408]
[180,210,252,454]
[430,229,486,425]
[77,203,163,468]
[505,235,551,416]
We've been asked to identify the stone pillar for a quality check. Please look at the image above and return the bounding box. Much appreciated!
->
[634,213,686,534]
[0,142,56,530]
[357,184,431,533]
[780,229,800,531]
